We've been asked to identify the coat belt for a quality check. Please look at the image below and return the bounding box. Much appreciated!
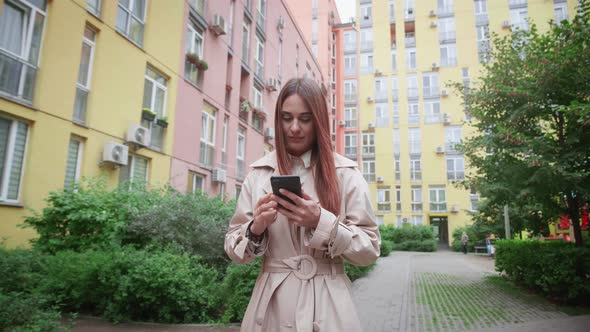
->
[263,255,344,280]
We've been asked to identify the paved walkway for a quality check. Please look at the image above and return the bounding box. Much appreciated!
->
[70,249,590,331]
[351,249,590,332]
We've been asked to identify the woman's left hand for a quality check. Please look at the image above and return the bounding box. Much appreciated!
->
[273,189,321,229]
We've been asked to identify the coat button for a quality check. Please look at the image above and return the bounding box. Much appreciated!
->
[313,321,320,332]
[256,317,263,326]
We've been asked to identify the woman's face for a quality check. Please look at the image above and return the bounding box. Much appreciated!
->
[280,94,316,157]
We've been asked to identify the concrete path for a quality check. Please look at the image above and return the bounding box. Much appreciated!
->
[351,249,590,332]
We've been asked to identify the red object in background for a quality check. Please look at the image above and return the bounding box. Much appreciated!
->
[549,233,555,238]
[582,205,589,230]
[565,234,571,242]
[560,215,570,229]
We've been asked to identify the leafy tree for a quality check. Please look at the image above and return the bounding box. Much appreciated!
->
[460,1,590,246]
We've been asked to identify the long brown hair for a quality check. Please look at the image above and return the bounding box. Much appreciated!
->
[274,78,341,214]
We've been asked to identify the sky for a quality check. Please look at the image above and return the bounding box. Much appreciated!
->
[335,0,356,23]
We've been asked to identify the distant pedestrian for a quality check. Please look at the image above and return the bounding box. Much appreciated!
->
[461,231,469,254]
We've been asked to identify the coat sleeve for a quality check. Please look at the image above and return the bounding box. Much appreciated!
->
[224,170,269,264]
[305,168,381,266]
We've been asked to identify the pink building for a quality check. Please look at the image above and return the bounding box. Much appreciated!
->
[170,0,324,199]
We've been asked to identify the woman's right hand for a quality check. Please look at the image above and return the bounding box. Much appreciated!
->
[250,193,278,235]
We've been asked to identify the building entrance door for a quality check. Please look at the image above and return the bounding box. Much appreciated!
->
[430,216,449,245]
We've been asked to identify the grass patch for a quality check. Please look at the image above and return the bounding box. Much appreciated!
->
[484,275,590,316]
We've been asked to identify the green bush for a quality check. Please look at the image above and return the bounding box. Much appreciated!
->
[379,224,436,252]
[0,292,65,332]
[218,259,262,323]
[495,240,590,304]
[0,248,44,293]
[392,239,437,252]
[380,240,394,257]
[345,262,376,282]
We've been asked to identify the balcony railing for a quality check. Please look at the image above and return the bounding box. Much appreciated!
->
[375,90,388,101]
[425,113,442,124]
[360,66,374,74]
[344,93,357,103]
[439,31,456,42]
[344,43,357,53]
[344,147,357,159]
[362,146,375,158]
[423,88,440,98]
[511,22,529,31]
[441,57,457,67]
[345,119,357,128]
[360,41,373,52]
[445,142,461,152]
[405,36,416,47]
[407,88,419,99]
[376,117,389,127]
[408,114,420,125]
[0,50,37,103]
[437,6,454,16]
[345,66,356,76]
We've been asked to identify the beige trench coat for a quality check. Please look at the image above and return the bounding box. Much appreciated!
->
[225,151,380,332]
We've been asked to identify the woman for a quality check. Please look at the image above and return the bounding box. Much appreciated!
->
[461,231,469,254]
[225,78,380,332]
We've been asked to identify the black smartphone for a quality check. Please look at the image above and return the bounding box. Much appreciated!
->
[270,175,302,206]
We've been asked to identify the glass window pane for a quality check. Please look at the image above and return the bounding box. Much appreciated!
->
[132,156,148,182]
[142,79,153,109]
[73,88,88,123]
[78,43,92,86]
[0,118,10,190]
[129,17,144,45]
[64,139,80,187]
[116,8,128,33]
[154,87,165,116]
[0,3,25,55]
[7,122,27,200]
[132,0,145,19]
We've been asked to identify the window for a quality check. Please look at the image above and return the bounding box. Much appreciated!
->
[73,26,97,124]
[345,107,357,128]
[440,43,457,67]
[221,115,228,167]
[510,8,529,31]
[429,186,447,212]
[408,102,420,125]
[0,116,28,203]
[437,0,454,15]
[476,25,490,63]
[375,215,384,225]
[392,129,401,156]
[424,100,441,123]
[407,74,418,99]
[278,38,282,80]
[344,30,356,52]
[344,80,357,102]
[409,128,421,154]
[445,126,462,152]
[393,102,399,126]
[360,53,373,74]
[200,105,216,168]
[0,0,47,103]
[411,215,423,225]
[438,17,456,42]
[376,103,389,127]
[254,34,264,79]
[394,156,401,182]
[474,0,487,15]
[391,49,397,71]
[410,155,421,182]
[87,0,101,16]
[228,1,235,47]
[257,0,266,30]
[404,0,415,19]
[360,27,373,50]
[116,0,146,46]
[185,18,205,86]
[312,19,318,43]
[242,20,251,65]
[360,4,372,21]
[189,171,204,193]
[422,72,439,98]
[362,133,375,157]
[411,186,422,212]
[375,77,388,101]
[64,137,83,188]
[344,133,357,157]
[406,48,416,70]
[252,86,263,131]
[236,126,246,180]
[554,2,568,24]
[446,155,465,181]
[344,55,356,76]
[389,0,395,21]
[391,76,399,100]
[119,154,149,185]
[362,160,376,183]
[142,66,167,150]
[470,187,479,212]
[395,186,401,211]
[377,188,391,212]
[189,0,205,17]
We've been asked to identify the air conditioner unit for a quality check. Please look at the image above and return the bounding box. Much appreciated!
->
[451,205,460,213]
[366,96,374,103]
[212,168,227,183]
[126,124,151,147]
[502,20,511,29]
[266,78,278,91]
[376,176,385,182]
[102,141,129,166]
[430,21,438,28]
[435,146,445,154]
[367,122,375,129]
[264,127,275,140]
[429,10,437,17]
[338,120,346,127]
[443,113,451,124]
[277,16,285,30]
[210,14,227,36]
[432,62,440,69]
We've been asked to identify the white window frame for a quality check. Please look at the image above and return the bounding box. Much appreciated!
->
[64,136,84,188]
[376,103,389,127]
[446,155,465,182]
[474,0,487,15]
[242,20,250,64]
[236,126,246,179]
[422,72,439,98]
[255,34,264,78]
[116,0,147,46]
[200,111,216,168]
[377,188,391,213]
[362,160,376,183]
[554,2,568,24]
[221,115,228,167]
[143,66,167,150]
[395,186,402,211]
[411,186,422,212]
[445,126,462,151]
[228,0,235,46]
[344,55,356,75]
[392,102,399,126]
[410,155,421,182]
[424,100,441,124]
[191,171,205,193]
[362,133,375,156]
[73,25,97,124]
[406,48,416,71]
[360,4,372,20]
[394,156,401,182]
[438,17,456,42]
[344,80,357,102]
[409,128,421,154]
[360,53,374,74]
[0,116,29,203]
[123,154,149,184]
[393,129,400,155]
[407,74,418,98]
[429,186,447,212]
[408,101,420,125]
[510,8,529,31]
[440,43,457,67]
[344,133,357,156]
[391,49,397,71]
[345,107,357,128]
[412,215,423,225]
[87,0,102,17]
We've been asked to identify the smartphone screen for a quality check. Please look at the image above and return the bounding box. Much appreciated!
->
[270,175,302,206]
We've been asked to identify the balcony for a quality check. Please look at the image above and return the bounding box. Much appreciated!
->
[511,22,529,31]
[344,93,357,104]
[439,31,456,43]
[407,88,419,99]
[345,66,356,76]
[0,50,38,104]
[362,146,375,159]
[344,43,357,53]
[344,147,357,159]
[375,90,388,101]
[437,6,454,17]
[425,113,442,124]
[404,9,415,21]
[312,7,318,18]
[509,0,528,9]
[360,15,373,27]
[376,117,389,127]
[360,41,373,52]
[441,57,457,67]
[423,87,440,99]
[408,114,420,125]
[360,65,374,75]
[405,35,416,47]
[391,89,399,101]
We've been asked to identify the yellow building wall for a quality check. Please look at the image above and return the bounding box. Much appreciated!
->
[0,0,184,247]
[356,0,576,243]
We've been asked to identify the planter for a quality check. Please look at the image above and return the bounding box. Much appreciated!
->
[142,109,156,121]
[240,99,251,113]
[186,53,199,66]
[157,119,169,128]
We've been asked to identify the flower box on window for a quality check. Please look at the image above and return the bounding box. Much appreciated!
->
[142,108,157,121]
[240,98,252,113]
[254,108,267,120]
[157,116,169,128]
[186,53,209,71]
